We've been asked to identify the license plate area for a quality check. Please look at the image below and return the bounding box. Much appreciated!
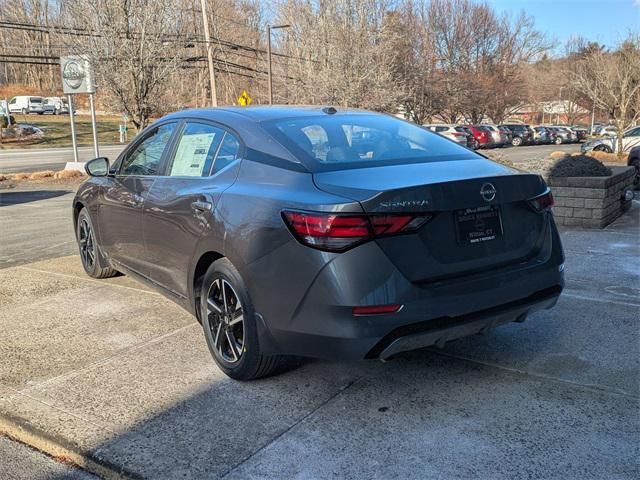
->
[456,206,503,244]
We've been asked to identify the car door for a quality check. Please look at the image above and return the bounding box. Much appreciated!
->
[98,121,178,276]
[142,121,242,297]
[622,127,640,152]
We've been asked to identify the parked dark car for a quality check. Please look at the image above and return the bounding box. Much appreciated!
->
[546,126,574,144]
[74,106,565,380]
[455,125,478,149]
[498,126,513,146]
[464,125,494,148]
[570,126,588,142]
[533,126,556,145]
[499,124,534,147]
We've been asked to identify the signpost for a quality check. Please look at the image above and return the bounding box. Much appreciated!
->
[60,55,97,162]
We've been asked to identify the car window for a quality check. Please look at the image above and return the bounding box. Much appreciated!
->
[121,122,177,176]
[263,114,471,172]
[167,122,223,177]
[624,127,640,137]
[212,132,241,175]
[9,98,16,104]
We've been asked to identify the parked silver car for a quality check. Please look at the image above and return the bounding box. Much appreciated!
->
[581,126,640,154]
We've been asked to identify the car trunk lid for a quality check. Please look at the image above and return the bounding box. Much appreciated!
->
[313,160,550,283]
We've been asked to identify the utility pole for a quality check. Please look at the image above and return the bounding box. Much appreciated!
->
[267,24,290,105]
[200,0,217,107]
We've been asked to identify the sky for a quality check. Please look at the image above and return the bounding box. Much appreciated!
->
[485,0,640,54]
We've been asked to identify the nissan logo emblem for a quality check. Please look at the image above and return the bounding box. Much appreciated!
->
[480,183,496,202]
[62,60,85,89]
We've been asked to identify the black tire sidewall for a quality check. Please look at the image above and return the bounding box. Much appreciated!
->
[630,159,640,188]
[200,258,262,379]
[76,209,100,277]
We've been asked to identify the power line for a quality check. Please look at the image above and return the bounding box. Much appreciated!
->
[0,19,312,63]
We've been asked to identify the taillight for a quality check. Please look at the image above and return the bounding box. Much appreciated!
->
[528,190,554,212]
[282,211,431,252]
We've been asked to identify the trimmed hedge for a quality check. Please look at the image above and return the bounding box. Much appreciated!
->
[549,155,612,178]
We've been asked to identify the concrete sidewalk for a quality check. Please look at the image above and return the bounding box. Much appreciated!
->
[0,207,638,479]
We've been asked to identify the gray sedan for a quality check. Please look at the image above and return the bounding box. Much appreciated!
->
[74,106,565,380]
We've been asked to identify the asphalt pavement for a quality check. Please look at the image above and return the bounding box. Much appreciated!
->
[0,188,78,269]
[485,142,577,161]
[0,145,125,173]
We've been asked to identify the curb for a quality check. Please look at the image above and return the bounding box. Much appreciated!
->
[0,411,142,480]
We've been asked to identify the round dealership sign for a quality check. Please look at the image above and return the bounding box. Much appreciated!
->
[62,60,85,90]
[60,56,95,94]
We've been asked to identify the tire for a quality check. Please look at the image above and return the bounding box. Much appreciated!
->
[629,158,640,190]
[54,108,60,115]
[21,108,27,115]
[555,137,563,145]
[594,144,612,153]
[200,258,284,380]
[76,208,118,279]
[511,136,522,147]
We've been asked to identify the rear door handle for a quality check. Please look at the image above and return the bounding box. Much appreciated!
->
[191,201,213,212]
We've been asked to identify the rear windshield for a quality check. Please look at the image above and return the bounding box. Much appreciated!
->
[262,114,474,172]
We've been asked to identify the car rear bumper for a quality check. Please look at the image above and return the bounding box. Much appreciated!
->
[252,221,565,360]
[372,285,560,359]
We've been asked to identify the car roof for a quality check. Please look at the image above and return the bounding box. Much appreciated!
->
[163,105,371,124]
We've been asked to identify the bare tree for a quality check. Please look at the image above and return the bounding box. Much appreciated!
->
[58,0,191,129]
[276,0,402,112]
[571,35,640,154]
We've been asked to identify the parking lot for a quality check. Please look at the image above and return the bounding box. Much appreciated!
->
[0,144,638,479]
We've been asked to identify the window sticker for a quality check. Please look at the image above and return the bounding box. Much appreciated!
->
[170,133,217,176]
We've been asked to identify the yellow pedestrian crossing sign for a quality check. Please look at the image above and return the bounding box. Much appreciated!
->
[237,90,252,106]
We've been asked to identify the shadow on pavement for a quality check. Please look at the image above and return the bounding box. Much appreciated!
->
[0,189,71,206]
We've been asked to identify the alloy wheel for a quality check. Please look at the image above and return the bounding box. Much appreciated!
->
[206,278,245,364]
[78,218,95,270]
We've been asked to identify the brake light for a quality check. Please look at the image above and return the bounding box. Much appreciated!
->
[528,190,554,212]
[282,211,431,252]
[352,304,402,315]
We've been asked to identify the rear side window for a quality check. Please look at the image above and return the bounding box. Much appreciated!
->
[168,122,223,177]
[263,114,473,172]
[212,132,240,175]
[29,97,42,103]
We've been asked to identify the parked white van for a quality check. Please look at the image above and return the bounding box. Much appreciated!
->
[8,96,46,114]
[45,96,71,114]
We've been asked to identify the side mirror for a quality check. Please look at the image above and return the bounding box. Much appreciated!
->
[85,157,109,177]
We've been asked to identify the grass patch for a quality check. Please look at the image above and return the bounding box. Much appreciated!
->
[0,114,123,149]
[589,150,629,165]
[29,170,55,179]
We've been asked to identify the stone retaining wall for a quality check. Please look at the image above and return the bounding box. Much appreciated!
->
[547,166,635,228]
